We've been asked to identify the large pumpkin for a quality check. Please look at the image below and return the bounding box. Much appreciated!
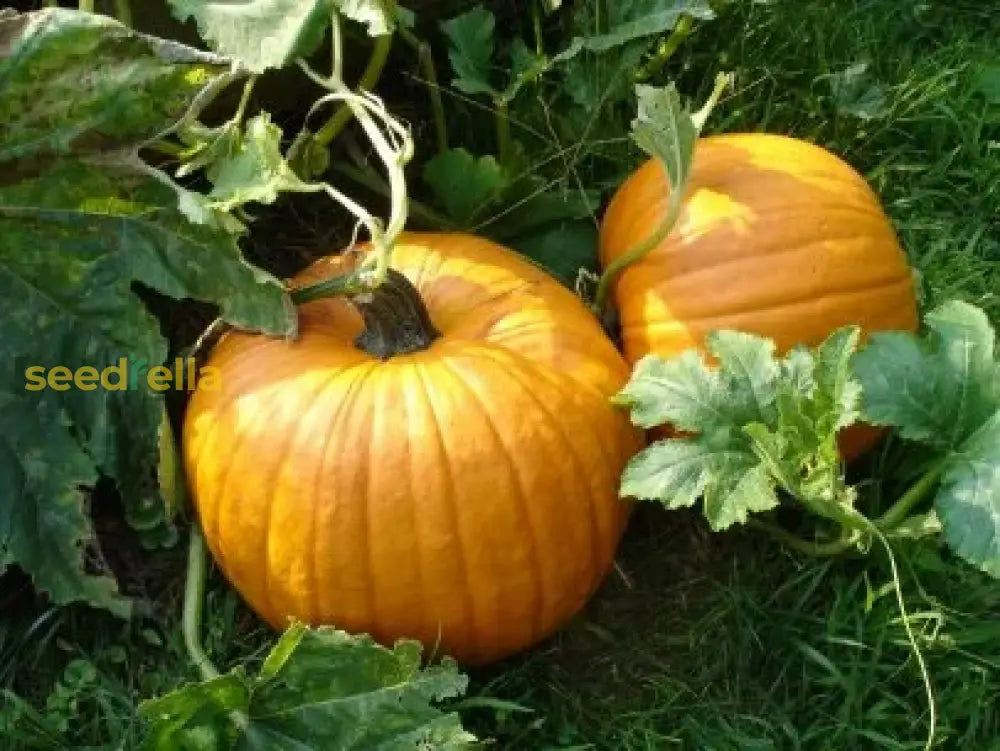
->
[183,232,642,665]
[600,133,919,457]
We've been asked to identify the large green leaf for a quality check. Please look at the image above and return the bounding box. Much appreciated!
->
[422,147,506,225]
[0,9,295,613]
[552,0,714,65]
[616,328,863,531]
[0,9,227,162]
[855,301,1000,576]
[167,0,392,72]
[854,301,998,451]
[140,624,476,750]
[167,0,331,72]
[937,411,1000,578]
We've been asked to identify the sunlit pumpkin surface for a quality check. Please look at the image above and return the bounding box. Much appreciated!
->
[601,133,919,359]
[184,232,643,665]
[600,133,920,458]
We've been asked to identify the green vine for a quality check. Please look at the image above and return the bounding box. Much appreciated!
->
[398,26,448,155]
[313,32,395,148]
[183,528,249,730]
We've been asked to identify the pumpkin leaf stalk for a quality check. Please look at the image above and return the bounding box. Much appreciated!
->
[592,72,731,316]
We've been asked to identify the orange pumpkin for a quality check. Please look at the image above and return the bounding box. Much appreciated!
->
[600,133,919,457]
[183,232,642,665]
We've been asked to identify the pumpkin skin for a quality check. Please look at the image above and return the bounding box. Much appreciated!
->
[183,232,642,665]
[600,133,919,458]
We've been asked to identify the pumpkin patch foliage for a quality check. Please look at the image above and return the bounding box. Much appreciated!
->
[140,623,475,750]
[615,302,1000,579]
[0,9,294,615]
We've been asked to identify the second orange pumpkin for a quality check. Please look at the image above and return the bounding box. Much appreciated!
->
[600,133,919,457]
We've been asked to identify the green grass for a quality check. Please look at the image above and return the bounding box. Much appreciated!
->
[2,0,999,749]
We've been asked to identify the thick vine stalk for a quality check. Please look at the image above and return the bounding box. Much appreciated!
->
[592,72,730,315]
[314,32,395,148]
[398,26,448,155]
[183,527,219,683]
[183,527,249,730]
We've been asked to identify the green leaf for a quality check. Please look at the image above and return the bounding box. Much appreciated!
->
[614,331,780,434]
[616,328,863,530]
[141,673,248,750]
[631,83,698,193]
[936,410,1000,577]
[709,331,782,425]
[854,300,998,451]
[0,395,128,616]
[167,0,333,72]
[553,0,714,64]
[856,301,1000,577]
[612,351,728,432]
[440,5,497,96]
[334,0,394,36]
[204,113,313,213]
[819,62,890,121]
[423,147,507,225]
[500,37,548,103]
[0,10,294,613]
[814,326,863,433]
[140,625,476,750]
[622,439,779,530]
[0,9,227,162]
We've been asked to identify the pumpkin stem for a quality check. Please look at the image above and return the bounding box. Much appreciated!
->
[351,268,440,359]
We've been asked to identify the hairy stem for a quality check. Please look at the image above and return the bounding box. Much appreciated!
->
[593,191,682,314]
[532,1,544,55]
[183,528,250,730]
[314,32,395,148]
[398,26,448,154]
[146,140,185,157]
[234,75,257,125]
[749,519,860,557]
[876,459,947,531]
[290,270,365,305]
[183,527,220,682]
